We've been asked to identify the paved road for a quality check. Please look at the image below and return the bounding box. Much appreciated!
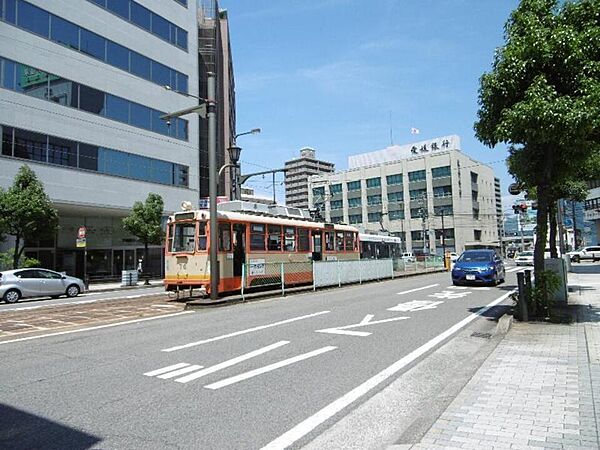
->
[0,266,528,449]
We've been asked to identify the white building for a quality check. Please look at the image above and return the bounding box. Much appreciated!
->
[0,0,202,277]
[308,136,501,255]
[585,179,600,244]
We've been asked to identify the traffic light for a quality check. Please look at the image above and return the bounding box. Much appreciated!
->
[512,203,528,214]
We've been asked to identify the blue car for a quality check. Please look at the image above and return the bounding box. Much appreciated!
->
[451,250,505,286]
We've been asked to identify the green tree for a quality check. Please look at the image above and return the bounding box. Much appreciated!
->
[0,165,58,269]
[122,193,164,283]
[475,0,600,304]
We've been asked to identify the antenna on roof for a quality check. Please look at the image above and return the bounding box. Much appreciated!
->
[389,110,394,146]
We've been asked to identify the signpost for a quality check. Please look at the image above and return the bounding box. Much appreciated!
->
[77,226,88,287]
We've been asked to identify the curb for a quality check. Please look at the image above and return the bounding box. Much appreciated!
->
[185,268,447,310]
[86,282,163,294]
[495,313,513,336]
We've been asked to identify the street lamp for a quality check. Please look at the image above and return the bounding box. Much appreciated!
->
[228,128,261,200]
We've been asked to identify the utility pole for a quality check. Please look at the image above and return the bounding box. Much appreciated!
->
[557,200,566,255]
[519,210,525,252]
[420,193,428,255]
[572,200,578,249]
[207,72,219,300]
[440,209,446,259]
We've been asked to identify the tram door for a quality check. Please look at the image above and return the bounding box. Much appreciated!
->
[233,223,246,277]
[312,230,322,261]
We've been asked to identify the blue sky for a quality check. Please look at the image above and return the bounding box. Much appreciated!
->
[219,0,521,208]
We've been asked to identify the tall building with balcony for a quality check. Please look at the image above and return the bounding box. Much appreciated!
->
[0,0,232,278]
[308,136,500,255]
[284,147,334,209]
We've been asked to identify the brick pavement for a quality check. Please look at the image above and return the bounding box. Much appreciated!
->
[402,272,600,450]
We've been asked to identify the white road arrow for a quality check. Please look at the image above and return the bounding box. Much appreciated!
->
[316,314,409,337]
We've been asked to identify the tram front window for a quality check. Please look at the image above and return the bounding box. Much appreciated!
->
[171,222,195,252]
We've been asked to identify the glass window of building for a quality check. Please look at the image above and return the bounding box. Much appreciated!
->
[130,102,151,129]
[151,61,171,87]
[79,143,99,170]
[50,15,79,50]
[330,183,342,194]
[2,59,16,89]
[105,94,130,123]
[348,197,361,208]
[348,214,362,224]
[13,128,47,162]
[347,180,361,191]
[410,208,423,218]
[411,230,423,240]
[79,85,105,115]
[151,13,170,41]
[431,166,451,179]
[48,77,79,108]
[366,177,381,188]
[1,126,14,156]
[386,174,403,185]
[409,188,427,200]
[80,29,106,60]
[48,136,77,167]
[330,200,343,210]
[388,192,403,203]
[15,65,49,100]
[434,205,453,215]
[106,0,129,19]
[130,2,151,29]
[3,0,16,23]
[368,212,382,223]
[433,185,452,197]
[389,210,405,220]
[16,1,49,37]
[408,170,426,182]
[130,52,151,79]
[107,41,130,71]
[312,186,325,198]
[367,195,382,206]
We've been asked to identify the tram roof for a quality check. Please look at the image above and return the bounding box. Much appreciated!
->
[359,233,402,244]
[169,209,358,232]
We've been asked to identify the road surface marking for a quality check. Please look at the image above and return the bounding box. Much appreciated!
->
[157,365,203,379]
[428,290,471,299]
[261,289,515,450]
[0,311,193,345]
[472,287,491,291]
[144,363,190,377]
[388,300,444,312]
[446,286,469,290]
[162,310,331,352]
[396,284,439,295]
[176,341,290,384]
[205,346,337,390]
[151,304,179,308]
[506,267,526,273]
[316,315,410,337]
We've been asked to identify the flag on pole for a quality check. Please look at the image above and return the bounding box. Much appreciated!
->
[410,127,420,135]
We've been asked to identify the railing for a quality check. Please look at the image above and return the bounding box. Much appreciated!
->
[240,256,445,300]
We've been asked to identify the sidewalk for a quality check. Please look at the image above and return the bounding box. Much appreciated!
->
[86,278,163,293]
[402,270,600,450]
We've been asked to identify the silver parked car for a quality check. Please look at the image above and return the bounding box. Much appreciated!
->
[0,268,85,303]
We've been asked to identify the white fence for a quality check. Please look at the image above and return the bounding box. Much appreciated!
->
[313,259,394,288]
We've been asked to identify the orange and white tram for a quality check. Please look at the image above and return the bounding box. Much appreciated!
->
[164,207,360,295]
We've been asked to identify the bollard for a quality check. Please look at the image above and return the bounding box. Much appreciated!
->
[281,263,285,297]
[241,264,246,301]
[312,261,316,291]
[524,269,533,315]
[517,271,528,322]
[84,275,90,290]
[128,272,132,286]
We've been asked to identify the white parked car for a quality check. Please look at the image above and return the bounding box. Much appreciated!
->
[0,268,85,303]
[567,246,600,263]
[515,251,534,266]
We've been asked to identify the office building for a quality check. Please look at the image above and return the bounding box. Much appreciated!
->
[308,136,500,255]
[0,0,233,278]
[284,147,334,209]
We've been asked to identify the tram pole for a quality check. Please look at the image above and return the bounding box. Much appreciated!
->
[208,72,219,300]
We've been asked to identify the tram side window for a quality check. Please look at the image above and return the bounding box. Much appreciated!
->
[172,222,195,252]
[268,225,282,251]
[298,228,310,252]
[219,223,231,252]
[325,231,335,251]
[345,232,354,252]
[198,222,207,250]
[284,227,296,252]
[250,223,265,251]
[336,232,345,251]
[354,232,359,251]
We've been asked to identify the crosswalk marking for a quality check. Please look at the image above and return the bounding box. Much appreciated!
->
[144,363,190,377]
[506,266,527,273]
[204,346,337,390]
[157,364,203,379]
[175,341,290,384]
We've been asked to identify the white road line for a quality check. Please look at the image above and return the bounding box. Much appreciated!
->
[473,287,491,291]
[176,341,290,384]
[162,311,331,352]
[0,311,193,345]
[157,364,203,379]
[205,346,337,390]
[396,284,439,295]
[261,289,515,450]
[144,363,190,377]
[506,267,526,273]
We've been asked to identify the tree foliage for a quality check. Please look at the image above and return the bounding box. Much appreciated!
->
[0,165,58,269]
[122,193,164,277]
[475,0,600,304]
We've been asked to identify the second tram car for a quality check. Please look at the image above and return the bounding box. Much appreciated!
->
[164,206,360,295]
[359,233,402,260]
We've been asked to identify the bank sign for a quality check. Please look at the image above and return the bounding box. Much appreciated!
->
[348,135,461,169]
